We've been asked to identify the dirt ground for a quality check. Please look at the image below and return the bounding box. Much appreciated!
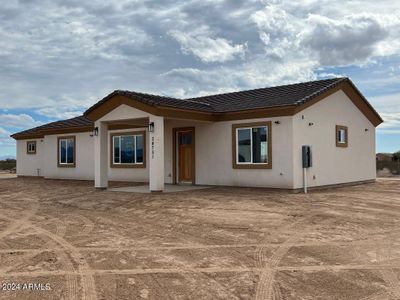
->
[0,178,400,300]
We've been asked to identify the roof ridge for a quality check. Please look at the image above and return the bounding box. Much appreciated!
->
[184,77,347,101]
[294,77,348,105]
[116,89,212,107]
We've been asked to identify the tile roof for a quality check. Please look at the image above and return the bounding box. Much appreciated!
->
[12,77,381,139]
[11,116,93,139]
[186,77,347,112]
[84,77,347,115]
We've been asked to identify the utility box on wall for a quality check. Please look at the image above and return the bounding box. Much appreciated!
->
[302,145,312,168]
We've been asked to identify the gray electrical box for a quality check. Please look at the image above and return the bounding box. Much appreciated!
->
[302,145,312,168]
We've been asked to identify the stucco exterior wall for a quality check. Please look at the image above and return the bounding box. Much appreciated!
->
[97,104,152,182]
[44,132,95,180]
[292,90,376,189]
[16,138,46,177]
[164,116,294,188]
[15,90,377,189]
[107,128,149,182]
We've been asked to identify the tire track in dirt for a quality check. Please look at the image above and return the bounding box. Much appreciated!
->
[38,218,79,300]
[0,216,80,300]
[0,210,97,300]
[0,201,39,241]
[356,246,400,299]
[3,263,400,277]
[254,214,313,300]
[32,225,98,300]
[254,208,335,300]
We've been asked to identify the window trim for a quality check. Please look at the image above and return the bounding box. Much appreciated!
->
[336,125,348,148]
[57,136,76,168]
[110,131,146,168]
[26,141,37,155]
[232,121,272,169]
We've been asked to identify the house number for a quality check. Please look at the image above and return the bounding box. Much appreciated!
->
[151,136,155,159]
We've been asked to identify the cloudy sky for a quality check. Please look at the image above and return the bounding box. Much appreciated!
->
[1,0,399,157]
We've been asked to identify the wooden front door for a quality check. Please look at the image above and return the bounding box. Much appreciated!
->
[178,130,193,182]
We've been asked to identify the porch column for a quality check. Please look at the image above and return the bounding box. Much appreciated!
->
[94,121,108,189]
[149,116,164,192]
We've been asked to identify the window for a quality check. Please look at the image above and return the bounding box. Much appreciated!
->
[336,125,348,147]
[58,136,76,167]
[111,131,146,168]
[27,141,36,154]
[232,121,272,169]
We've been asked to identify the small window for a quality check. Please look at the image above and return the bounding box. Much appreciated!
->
[336,125,348,147]
[111,131,146,168]
[27,141,36,154]
[232,122,272,169]
[58,136,76,167]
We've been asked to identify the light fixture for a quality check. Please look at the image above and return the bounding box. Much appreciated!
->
[274,121,281,124]
[148,122,155,133]
[365,128,369,132]
[91,127,99,137]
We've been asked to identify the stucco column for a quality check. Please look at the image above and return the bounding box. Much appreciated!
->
[94,121,108,189]
[149,116,164,192]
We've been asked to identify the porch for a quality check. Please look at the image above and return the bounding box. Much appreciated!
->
[93,110,201,192]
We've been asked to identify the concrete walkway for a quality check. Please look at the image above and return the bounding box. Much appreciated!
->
[108,184,212,193]
[0,173,17,179]
[377,177,400,181]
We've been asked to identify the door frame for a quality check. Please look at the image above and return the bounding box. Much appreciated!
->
[173,127,196,185]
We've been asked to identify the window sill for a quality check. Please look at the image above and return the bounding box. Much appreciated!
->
[233,163,272,169]
[58,163,76,168]
[336,143,348,148]
[110,163,146,169]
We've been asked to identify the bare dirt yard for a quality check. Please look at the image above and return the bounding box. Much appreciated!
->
[0,178,400,300]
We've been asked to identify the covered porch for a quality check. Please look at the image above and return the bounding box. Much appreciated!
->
[93,110,201,192]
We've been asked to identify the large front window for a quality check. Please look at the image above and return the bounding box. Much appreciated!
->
[232,122,272,169]
[58,136,75,167]
[111,131,145,167]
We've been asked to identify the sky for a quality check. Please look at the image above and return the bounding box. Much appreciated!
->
[0,0,399,158]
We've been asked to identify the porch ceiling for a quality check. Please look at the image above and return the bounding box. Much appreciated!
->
[106,117,149,130]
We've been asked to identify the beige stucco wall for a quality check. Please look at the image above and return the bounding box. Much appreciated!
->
[16,138,46,177]
[107,128,149,182]
[15,89,377,188]
[164,116,294,188]
[97,104,151,182]
[44,132,95,180]
[292,90,376,189]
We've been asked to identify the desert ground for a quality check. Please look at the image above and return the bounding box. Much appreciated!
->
[0,178,400,299]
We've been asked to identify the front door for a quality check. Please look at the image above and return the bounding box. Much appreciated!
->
[177,130,194,183]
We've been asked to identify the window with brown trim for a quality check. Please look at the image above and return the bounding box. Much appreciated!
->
[110,131,146,168]
[57,136,76,167]
[27,141,36,154]
[336,125,348,148]
[232,121,272,169]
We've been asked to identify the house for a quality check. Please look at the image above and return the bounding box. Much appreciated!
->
[11,77,383,191]
[376,153,393,161]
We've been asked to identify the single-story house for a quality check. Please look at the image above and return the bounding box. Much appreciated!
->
[11,77,383,191]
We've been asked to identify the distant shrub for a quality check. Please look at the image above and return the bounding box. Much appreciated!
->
[394,151,400,162]
[377,160,400,175]
[0,159,16,170]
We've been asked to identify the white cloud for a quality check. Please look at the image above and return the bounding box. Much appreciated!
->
[0,0,399,155]
[0,114,43,129]
[0,127,14,147]
[169,27,247,63]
